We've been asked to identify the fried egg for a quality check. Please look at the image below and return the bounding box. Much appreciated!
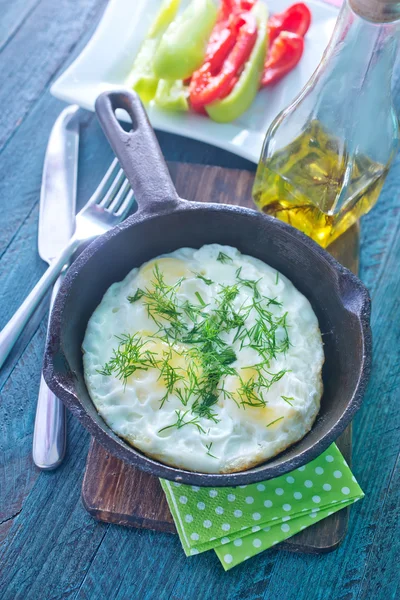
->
[83,244,324,473]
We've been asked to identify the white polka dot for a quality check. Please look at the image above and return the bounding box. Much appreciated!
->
[272,516,278,521]
[310,512,318,519]
[341,499,348,503]
[173,482,181,487]
[323,483,332,491]
[179,496,187,504]
[315,467,324,475]
[304,480,313,488]
[257,484,265,491]
[302,508,308,512]
[238,485,247,489]
[210,537,216,541]
[325,455,334,463]
[203,519,212,528]
[264,500,273,508]
[234,539,243,546]
[209,489,218,498]
[328,511,334,516]
[215,506,224,515]
[286,476,295,484]
[281,524,290,532]
[234,509,243,517]
[298,466,306,471]
[252,525,261,532]
[294,492,302,500]
[191,533,199,540]
[224,554,233,564]
[342,487,350,495]
[245,496,254,504]
[282,516,291,522]
[352,475,357,483]
[252,512,261,521]
[253,539,262,548]
[197,502,205,510]
[191,486,200,492]
[263,526,271,532]
[275,488,284,495]
[185,514,193,523]
[190,548,199,555]
[221,537,230,544]
[245,555,250,559]
[334,470,343,479]
[272,540,279,545]
[222,523,231,531]
[283,503,292,512]
[227,494,236,502]
[300,526,307,531]
[312,495,321,504]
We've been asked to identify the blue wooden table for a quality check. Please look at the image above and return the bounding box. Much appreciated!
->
[0,1,399,598]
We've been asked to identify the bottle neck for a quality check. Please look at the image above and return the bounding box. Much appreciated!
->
[350,0,400,23]
[311,0,400,139]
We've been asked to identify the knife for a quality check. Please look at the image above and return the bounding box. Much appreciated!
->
[32,105,80,470]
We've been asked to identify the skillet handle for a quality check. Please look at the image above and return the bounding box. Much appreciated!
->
[95,90,180,212]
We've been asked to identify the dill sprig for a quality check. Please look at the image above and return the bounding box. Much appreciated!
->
[205,442,218,459]
[195,273,213,286]
[158,409,206,434]
[217,251,233,264]
[98,333,156,385]
[281,395,294,406]
[266,416,284,428]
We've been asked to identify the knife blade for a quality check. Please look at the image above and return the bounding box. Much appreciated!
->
[32,105,80,470]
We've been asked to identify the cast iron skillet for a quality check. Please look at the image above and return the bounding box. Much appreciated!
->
[44,90,372,486]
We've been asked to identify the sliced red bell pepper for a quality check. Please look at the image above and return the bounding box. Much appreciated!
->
[218,0,256,22]
[268,3,311,43]
[261,31,304,87]
[189,11,258,110]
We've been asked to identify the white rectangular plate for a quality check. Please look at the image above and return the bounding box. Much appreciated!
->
[51,0,338,163]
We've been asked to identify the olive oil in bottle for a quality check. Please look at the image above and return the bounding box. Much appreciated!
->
[253,120,388,247]
[253,0,400,247]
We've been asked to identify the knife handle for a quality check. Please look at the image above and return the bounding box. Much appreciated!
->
[0,236,78,369]
[32,274,67,470]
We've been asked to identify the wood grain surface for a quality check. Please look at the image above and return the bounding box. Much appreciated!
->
[82,161,357,554]
[0,1,399,598]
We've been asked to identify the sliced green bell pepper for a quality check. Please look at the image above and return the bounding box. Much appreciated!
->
[153,0,218,81]
[126,0,181,103]
[206,3,268,123]
[154,79,189,111]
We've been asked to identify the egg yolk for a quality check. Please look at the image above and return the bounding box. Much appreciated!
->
[138,258,190,288]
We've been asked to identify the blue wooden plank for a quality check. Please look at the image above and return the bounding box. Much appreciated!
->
[0,0,41,52]
[0,0,107,151]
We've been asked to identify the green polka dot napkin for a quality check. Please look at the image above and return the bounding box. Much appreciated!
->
[160,443,363,570]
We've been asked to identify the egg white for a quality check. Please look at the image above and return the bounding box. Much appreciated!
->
[82,244,324,473]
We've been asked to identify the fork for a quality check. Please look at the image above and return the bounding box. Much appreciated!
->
[0,158,134,369]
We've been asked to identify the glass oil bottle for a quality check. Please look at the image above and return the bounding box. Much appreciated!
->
[253,0,400,247]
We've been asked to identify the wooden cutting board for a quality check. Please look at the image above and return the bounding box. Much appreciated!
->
[82,161,359,553]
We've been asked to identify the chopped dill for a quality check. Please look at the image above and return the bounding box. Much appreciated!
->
[205,442,218,459]
[128,288,145,303]
[217,251,233,264]
[112,258,293,431]
[195,273,213,286]
[281,395,294,406]
[195,291,206,307]
[158,409,206,434]
[275,271,279,285]
[97,333,156,385]
[266,416,284,428]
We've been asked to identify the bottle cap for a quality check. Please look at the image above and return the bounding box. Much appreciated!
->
[350,0,400,22]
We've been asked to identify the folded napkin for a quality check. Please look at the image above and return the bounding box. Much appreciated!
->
[160,443,363,570]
